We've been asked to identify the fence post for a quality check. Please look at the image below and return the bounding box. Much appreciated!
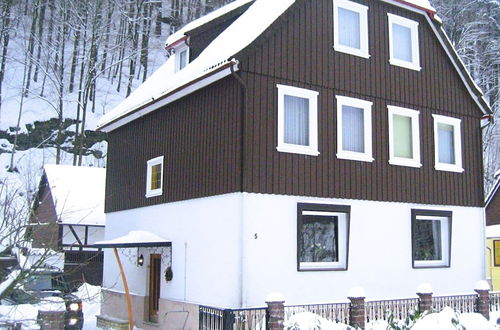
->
[416,283,433,314]
[348,287,366,329]
[223,309,235,330]
[475,280,491,320]
[266,293,285,330]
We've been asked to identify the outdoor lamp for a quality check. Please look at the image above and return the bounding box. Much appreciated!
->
[137,254,144,266]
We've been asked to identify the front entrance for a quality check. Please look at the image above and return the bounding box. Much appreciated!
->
[148,254,161,323]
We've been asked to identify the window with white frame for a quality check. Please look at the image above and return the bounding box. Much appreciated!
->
[333,0,370,58]
[175,45,189,72]
[432,115,463,173]
[388,13,420,71]
[336,95,373,162]
[277,84,319,156]
[388,105,421,167]
[298,203,350,271]
[412,209,452,268]
[146,156,164,198]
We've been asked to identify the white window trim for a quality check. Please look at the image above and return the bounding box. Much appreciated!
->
[276,84,319,156]
[336,95,373,162]
[387,105,422,168]
[174,44,190,72]
[299,210,348,271]
[333,0,370,59]
[146,156,164,198]
[432,114,464,173]
[388,13,421,71]
[413,215,450,268]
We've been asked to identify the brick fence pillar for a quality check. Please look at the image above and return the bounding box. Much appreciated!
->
[266,293,285,330]
[417,293,433,314]
[348,296,366,329]
[475,280,491,321]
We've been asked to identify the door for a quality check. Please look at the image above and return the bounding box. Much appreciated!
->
[148,254,161,322]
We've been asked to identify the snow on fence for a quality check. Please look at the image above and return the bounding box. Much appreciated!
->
[432,294,477,313]
[365,298,419,323]
[284,302,350,325]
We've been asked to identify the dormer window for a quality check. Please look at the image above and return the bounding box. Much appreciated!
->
[333,0,369,58]
[388,13,420,71]
[175,44,189,72]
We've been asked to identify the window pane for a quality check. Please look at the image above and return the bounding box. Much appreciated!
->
[414,219,442,261]
[151,164,162,190]
[393,114,413,158]
[338,7,360,49]
[284,95,309,146]
[300,215,338,263]
[495,241,500,266]
[438,123,455,164]
[342,105,365,153]
[393,23,412,62]
[179,50,187,69]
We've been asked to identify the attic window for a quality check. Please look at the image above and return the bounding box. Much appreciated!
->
[175,45,189,72]
[333,0,370,58]
[388,13,421,71]
[276,84,319,156]
[146,156,164,198]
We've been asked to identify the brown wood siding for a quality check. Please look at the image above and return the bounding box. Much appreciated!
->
[105,77,242,213]
[487,188,500,225]
[30,180,60,249]
[236,0,484,207]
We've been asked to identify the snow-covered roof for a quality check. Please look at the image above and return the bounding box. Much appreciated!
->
[486,225,500,239]
[43,164,105,226]
[94,231,170,248]
[397,0,435,12]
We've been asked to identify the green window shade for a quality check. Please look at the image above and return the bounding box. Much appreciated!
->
[151,164,162,190]
[393,114,413,158]
[495,241,500,266]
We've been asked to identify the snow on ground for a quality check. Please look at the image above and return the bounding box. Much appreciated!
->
[75,283,101,330]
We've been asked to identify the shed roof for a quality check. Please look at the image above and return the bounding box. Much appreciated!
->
[43,164,106,226]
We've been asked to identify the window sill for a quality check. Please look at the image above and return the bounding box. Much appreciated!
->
[389,59,421,71]
[337,152,374,163]
[413,260,450,268]
[145,190,163,198]
[333,45,370,59]
[435,164,464,173]
[389,158,422,168]
[299,262,347,271]
[277,145,319,156]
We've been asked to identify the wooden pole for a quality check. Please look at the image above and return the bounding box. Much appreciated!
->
[113,248,134,330]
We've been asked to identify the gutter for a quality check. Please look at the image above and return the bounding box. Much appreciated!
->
[98,60,240,133]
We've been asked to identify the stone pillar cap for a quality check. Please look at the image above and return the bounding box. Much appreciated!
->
[475,280,490,291]
[347,287,366,298]
[416,283,433,294]
[266,292,285,302]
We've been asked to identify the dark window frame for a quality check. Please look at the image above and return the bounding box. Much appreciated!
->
[297,203,351,272]
[494,240,500,267]
[411,209,452,269]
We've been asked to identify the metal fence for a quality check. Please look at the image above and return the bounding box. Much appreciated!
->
[285,302,350,325]
[199,306,266,330]
[432,294,477,313]
[365,298,419,323]
[490,291,500,312]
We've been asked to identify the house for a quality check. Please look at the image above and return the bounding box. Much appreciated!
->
[30,164,106,286]
[485,171,500,290]
[96,0,492,328]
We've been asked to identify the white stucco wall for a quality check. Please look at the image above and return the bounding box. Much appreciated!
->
[102,192,485,309]
[102,193,243,307]
[240,193,485,306]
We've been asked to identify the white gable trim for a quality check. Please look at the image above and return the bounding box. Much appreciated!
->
[382,0,490,115]
[100,62,239,133]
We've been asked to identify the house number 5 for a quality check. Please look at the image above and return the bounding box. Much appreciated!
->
[254,233,258,239]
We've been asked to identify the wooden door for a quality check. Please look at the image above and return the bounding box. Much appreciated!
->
[148,254,161,322]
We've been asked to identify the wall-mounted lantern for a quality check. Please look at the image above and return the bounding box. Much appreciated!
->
[137,254,144,266]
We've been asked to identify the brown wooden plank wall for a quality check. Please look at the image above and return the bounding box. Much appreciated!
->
[105,78,242,212]
[236,0,484,206]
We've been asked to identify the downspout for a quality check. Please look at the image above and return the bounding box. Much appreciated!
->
[231,64,247,308]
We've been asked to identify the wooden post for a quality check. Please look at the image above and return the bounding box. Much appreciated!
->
[113,248,134,330]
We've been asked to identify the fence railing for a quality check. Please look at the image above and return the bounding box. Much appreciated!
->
[199,306,226,330]
[233,308,267,330]
[199,306,266,330]
[365,298,419,323]
[432,294,477,314]
[490,291,500,312]
[285,302,350,325]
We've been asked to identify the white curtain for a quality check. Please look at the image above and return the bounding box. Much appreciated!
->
[393,24,412,62]
[438,123,455,164]
[431,220,442,260]
[338,8,361,49]
[342,105,365,153]
[284,95,309,146]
